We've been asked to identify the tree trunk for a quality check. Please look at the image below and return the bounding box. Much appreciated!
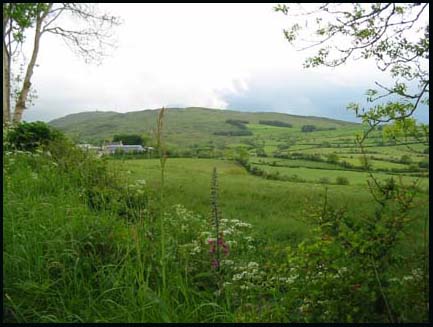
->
[3,15,10,124]
[13,14,44,123]
[3,40,10,124]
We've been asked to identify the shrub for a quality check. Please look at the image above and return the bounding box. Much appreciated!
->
[226,119,249,129]
[340,160,354,169]
[326,153,339,164]
[282,178,428,322]
[301,125,317,132]
[336,176,350,185]
[318,177,330,184]
[6,121,64,151]
[259,120,292,128]
[418,160,429,169]
[214,130,253,136]
[400,154,412,165]
[112,134,146,145]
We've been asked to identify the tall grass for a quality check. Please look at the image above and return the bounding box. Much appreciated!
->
[3,122,428,323]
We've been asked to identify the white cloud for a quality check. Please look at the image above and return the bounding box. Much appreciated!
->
[17,3,426,123]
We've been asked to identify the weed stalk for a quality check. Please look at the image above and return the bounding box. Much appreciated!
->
[156,107,167,295]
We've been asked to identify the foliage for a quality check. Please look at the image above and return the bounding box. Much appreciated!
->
[48,107,352,148]
[400,154,412,165]
[301,125,317,133]
[418,159,428,169]
[359,155,373,170]
[113,133,146,145]
[326,153,339,164]
[336,176,350,185]
[3,3,121,123]
[275,3,429,138]
[3,106,429,323]
[214,130,253,136]
[282,180,427,322]
[259,120,293,128]
[6,121,65,151]
[226,119,249,129]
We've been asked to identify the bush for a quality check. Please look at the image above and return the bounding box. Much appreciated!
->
[282,178,428,322]
[301,125,317,132]
[6,121,65,151]
[259,120,292,128]
[112,134,146,145]
[326,153,339,164]
[418,160,429,169]
[318,177,330,184]
[214,130,253,136]
[400,154,412,165]
[336,176,350,185]
[226,119,249,129]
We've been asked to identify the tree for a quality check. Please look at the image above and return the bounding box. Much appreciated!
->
[2,3,121,124]
[301,124,317,132]
[275,3,429,140]
[326,152,339,164]
[400,154,412,165]
[3,4,42,123]
[276,4,429,320]
[113,134,145,146]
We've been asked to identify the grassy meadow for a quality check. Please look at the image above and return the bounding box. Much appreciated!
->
[4,111,429,323]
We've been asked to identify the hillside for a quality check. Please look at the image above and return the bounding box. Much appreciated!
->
[49,107,359,148]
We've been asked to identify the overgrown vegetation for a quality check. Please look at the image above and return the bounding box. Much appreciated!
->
[4,119,428,323]
[112,134,148,145]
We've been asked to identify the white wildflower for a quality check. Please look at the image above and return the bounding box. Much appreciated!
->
[338,267,348,274]
[247,262,259,269]
[403,276,414,282]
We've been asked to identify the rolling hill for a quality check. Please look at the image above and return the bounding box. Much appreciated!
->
[49,107,359,148]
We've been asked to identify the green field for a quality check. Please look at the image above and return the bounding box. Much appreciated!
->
[111,158,428,243]
[5,114,429,323]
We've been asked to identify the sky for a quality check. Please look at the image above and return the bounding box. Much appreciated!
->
[18,3,428,123]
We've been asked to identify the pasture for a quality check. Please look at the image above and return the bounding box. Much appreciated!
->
[111,158,428,245]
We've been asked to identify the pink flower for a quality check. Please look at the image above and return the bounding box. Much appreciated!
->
[211,259,220,269]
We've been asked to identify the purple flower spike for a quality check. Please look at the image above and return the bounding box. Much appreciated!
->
[211,259,220,269]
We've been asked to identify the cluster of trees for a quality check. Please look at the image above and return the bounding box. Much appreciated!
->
[301,125,336,133]
[214,130,253,136]
[225,119,249,129]
[258,120,293,128]
[112,134,149,146]
[301,125,317,133]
